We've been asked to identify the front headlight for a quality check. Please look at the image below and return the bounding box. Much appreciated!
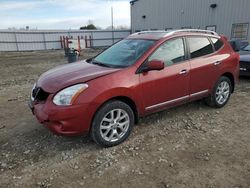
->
[53,84,88,106]
[31,83,36,101]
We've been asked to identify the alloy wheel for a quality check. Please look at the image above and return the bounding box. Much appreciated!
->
[215,81,230,105]
[100,109,130,142]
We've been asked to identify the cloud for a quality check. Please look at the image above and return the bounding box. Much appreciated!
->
[0,1,42,11]
[0,0,131,29]
[2,16,90,29]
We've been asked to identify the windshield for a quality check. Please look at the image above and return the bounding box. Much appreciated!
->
[243,44,250,51]
[93,39,155,68]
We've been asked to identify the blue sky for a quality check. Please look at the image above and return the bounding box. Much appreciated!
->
[0,0,131,30]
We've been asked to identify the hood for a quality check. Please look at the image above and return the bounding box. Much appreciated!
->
[37,60,120,93]
[240,54,250,62]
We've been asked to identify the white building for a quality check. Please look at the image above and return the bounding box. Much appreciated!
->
[130,0,250,40]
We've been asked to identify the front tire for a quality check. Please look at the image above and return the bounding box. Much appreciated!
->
[91,100,134,147]
[205,76,232,108]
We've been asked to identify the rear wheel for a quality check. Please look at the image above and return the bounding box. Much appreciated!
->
[91,100,134,147]
[205,76,232,108]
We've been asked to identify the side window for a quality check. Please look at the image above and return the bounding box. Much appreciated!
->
[148,38,185,66]
[211,37,224,51]
[187,37,214,59]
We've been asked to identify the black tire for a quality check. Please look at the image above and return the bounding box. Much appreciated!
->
[91,100,134,147]
[205,76,232,108]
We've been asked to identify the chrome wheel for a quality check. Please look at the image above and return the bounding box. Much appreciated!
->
[215,81,230,105]
[100,109,130,143]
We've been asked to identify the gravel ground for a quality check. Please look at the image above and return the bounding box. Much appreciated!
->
[0,50,250,188]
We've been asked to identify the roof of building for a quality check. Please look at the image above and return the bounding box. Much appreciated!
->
[130,0,139,5]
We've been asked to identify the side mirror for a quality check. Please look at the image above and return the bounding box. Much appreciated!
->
[144,60,164,72]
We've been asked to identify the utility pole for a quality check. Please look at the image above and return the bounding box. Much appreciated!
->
[111,6,114,44]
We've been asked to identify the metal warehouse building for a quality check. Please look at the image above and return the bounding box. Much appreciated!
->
[130,0,250,40]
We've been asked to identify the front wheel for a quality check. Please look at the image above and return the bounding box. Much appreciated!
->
[205,76,232,108]
[91,100,134,147]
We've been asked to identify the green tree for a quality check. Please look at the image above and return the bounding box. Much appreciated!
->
[80,24,97,30]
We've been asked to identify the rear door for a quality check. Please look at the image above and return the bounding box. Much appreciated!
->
[186,36,221,99]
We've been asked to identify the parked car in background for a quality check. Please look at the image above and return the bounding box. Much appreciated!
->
[230,40,250,76]
[29,29,239,147]
[238,43,250,55]
[229,39,249,52]
[239,54,250,76]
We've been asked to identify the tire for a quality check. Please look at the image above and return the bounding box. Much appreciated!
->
[91,100,134,147]
[205,76,232,108]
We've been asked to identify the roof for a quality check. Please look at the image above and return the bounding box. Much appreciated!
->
[130,0,139,5]
[127,29,219,40]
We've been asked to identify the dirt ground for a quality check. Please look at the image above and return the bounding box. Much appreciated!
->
[0,50,250,188]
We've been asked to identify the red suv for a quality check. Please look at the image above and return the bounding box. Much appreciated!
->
[30,30,239,147]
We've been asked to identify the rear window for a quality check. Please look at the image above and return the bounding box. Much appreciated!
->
[187,37,214,59]
[211,38,224,51]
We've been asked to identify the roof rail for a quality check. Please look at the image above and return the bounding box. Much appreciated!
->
[166,29,219,36]
[131,30,167,36]
[131,29,219,38]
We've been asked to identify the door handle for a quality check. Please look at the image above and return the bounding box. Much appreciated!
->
[179,69,188,75]
[214,61,221,66]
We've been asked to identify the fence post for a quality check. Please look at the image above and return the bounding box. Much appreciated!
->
[89,35,92,48]
[60,36,63,49]
[42,32,47,50]
[14,32,19,51]
[66,36,69,48]
[63,36,66,49]
[77,36,81,54]
[91,31,93,47]
[85,36,88,48]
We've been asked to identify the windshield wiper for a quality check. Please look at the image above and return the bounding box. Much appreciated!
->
[91,59,127,68]
[91,60,111,68]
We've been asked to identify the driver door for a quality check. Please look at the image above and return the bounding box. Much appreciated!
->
[139,37,190,114]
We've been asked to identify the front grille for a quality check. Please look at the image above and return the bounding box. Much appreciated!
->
[32,87,49,102]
